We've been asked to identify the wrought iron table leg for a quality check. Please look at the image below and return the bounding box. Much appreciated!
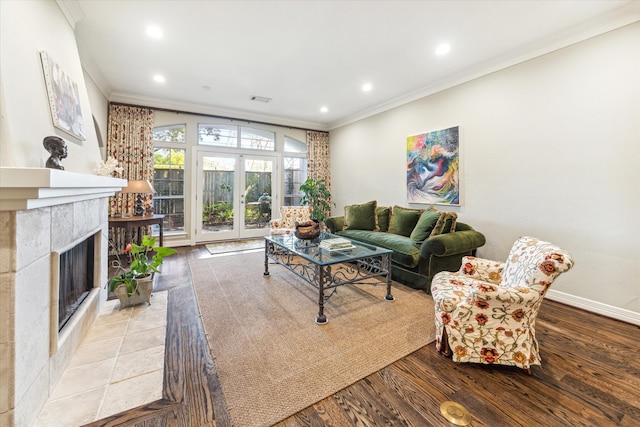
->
[263,240,270,276]
[315,264,328,324]
[383,253,395,301]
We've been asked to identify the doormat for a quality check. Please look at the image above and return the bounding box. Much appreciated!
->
[205,239,263,255]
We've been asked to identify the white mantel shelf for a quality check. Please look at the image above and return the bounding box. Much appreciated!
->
[0,167,127,211]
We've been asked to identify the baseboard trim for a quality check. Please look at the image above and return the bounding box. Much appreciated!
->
[546,290,640,326]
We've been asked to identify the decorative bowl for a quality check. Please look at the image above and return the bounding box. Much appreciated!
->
[294,219,321,240]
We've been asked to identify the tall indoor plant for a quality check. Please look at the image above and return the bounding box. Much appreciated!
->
[108,234,176,307]
[300,177,332,222]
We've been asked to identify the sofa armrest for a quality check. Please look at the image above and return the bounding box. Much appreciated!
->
[420,230,486,258]
[325,216,344,234]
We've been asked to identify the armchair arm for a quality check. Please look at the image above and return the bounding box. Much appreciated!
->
[470,282,543,307]
[420,230,486,258]
[325,216,344,234]
[269,218,285,229]
[458,256,505,284]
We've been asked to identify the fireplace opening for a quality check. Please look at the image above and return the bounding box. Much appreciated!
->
[58,235,95,331]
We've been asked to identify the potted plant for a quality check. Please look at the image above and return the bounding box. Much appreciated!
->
[300,177,333,223]
[108,234,177,307]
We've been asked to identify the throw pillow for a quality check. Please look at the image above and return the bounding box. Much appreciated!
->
[343,200,379,231]
[410,208,442,242]
[388,206,423,237]
[376,206,390,232]
[280,206,311,229]
[428,206,458,237]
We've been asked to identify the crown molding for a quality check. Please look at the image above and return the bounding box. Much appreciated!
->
[56,0,84,30]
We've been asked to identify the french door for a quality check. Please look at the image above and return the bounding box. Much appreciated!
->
[196,151,277,242]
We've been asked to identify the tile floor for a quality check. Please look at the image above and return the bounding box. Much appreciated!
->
[34,291,168,427]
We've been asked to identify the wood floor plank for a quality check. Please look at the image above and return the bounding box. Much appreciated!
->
[308,396,360,427]
[364,370,443,427]
[89,244,640,427]
[81,400,183,427]
[539,303,640,352]
[379,359,505,427]
[274,409,326,427]
[542,346,640,405]
[333,384,394,426]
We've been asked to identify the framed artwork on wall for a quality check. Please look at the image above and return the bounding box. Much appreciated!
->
[406,126,459,205]
[40,51,86,141]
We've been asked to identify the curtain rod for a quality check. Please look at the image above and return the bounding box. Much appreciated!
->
[110,102,328,134]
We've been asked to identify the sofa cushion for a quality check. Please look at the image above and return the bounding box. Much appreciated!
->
[376,206,390,232]
[388,206,423,237]
[343,200,378,231]
[337,229,420,269]
[410,209,442,242]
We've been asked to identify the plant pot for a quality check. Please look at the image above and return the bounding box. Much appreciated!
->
[114,274,154,308]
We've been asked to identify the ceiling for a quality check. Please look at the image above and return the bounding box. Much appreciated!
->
[65,0,639,131]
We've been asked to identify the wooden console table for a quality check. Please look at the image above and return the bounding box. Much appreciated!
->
[108,214,165,250]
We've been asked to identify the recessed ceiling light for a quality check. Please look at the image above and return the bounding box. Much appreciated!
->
[320,106,329,113]
[362,83,373,92]
[153,74,165,83]
[147,26,163,39]
[435,43,451,56]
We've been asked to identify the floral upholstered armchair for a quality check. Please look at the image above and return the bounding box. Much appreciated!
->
[431,236,574,372]
[269,206,312,235]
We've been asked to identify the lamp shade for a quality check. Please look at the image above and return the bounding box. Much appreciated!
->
[120,180,155,194]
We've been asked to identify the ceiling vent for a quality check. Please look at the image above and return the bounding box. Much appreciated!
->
[250,95,272,103]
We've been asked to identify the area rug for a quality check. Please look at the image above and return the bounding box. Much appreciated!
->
[189,251,435,427]
[205,239,264,255]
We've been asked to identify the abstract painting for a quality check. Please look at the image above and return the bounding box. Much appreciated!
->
[406,126,459,205]
[40,51,86,140]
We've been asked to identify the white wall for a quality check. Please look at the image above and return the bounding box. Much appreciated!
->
[330,22,640,321]
[83,70,109,160]
[0,0,103,173]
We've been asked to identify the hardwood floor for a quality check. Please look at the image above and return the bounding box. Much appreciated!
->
[86,245,640,427]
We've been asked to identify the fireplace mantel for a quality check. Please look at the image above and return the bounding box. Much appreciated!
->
[0,167,127,211]
[1,167,124,425]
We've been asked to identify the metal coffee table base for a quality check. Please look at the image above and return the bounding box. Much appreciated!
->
[264,241,394,324]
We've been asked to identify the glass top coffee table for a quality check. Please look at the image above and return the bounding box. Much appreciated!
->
[264,232,394,324]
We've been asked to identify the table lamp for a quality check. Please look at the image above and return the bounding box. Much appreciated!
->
[121,179,155,217]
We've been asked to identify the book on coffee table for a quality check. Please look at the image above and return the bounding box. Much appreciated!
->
[319,237,356,251]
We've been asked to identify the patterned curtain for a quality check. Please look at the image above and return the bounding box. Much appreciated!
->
[307,130,330,186]
[106,104,154,250]
[306,130,331,217]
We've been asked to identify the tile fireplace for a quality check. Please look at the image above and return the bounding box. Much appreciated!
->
[0,167,125,427]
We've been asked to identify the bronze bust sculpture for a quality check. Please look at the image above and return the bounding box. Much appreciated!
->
[43,136,68,170]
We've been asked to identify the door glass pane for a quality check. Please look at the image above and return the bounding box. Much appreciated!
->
[153,148,185,233]
[202,156,235,232]
[198,124,238,147]
[244,159,272,230]
[283,157,307,206]
[241,127,275,151]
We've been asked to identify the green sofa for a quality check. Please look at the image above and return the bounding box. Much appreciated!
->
[324,202,486,293]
